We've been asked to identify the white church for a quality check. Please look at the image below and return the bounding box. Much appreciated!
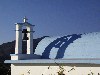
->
[5,17,100,75]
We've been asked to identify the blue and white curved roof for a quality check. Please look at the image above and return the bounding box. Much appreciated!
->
[35,32,100,59]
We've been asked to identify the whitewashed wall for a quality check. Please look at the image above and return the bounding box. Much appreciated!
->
[11,64,100,75]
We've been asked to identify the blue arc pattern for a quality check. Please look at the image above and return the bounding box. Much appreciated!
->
[42,34,81,59]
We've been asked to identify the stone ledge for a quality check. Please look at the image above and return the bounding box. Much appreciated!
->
[10,54,41,60]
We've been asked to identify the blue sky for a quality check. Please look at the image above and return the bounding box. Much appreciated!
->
[0,0,100,44]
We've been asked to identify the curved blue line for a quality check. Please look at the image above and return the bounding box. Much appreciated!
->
[42,34,81,59]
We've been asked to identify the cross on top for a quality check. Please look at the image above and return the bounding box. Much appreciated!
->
[23,16,28,23]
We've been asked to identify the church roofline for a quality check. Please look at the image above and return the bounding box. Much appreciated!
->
[5,58,100,64]
[15,22,35,26]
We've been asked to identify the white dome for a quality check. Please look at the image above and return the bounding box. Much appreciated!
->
[35,32,100,59]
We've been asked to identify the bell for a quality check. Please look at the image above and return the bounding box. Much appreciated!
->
[23,33,29,40]
[22,29,29,41]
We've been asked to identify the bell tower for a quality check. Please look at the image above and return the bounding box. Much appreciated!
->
[11,17,36,60]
